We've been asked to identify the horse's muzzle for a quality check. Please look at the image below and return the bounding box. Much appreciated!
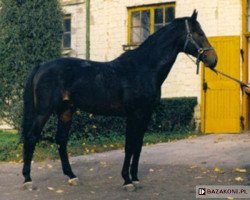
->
[202,49,218,69]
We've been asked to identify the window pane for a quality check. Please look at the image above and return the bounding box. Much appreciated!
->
[131,27,141,44]
[128,5,175,45]
[63,33,71,48]
[131,11,140,27]
[165,7,175,23]
[141,10,150,41]
[142,27,150,42]
[154,8,163,24]
[64,18,71,32]
[154,24,164,32]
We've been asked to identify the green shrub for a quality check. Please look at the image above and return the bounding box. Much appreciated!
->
[150,97,197,132]
[0,0,63,130]
[41,97,197,141]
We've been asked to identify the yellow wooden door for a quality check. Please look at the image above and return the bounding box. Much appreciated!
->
[201,36,241,133]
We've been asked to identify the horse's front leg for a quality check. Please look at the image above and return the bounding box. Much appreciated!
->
[121,122,134,190]
[122,110,152,191]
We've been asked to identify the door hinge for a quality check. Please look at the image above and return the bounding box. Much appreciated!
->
[240,116,245,130]
[240,49,244,62]
[203,82,208,92]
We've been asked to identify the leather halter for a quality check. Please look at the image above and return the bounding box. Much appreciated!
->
[183,20,213,74]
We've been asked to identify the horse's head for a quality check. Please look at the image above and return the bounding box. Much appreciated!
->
[182,10,217,69]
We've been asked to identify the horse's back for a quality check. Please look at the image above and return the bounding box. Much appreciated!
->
[32,57,125,115]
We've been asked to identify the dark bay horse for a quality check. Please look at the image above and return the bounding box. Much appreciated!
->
[22,10,217,190]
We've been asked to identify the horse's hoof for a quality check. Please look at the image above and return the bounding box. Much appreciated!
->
[132,181,143,189]
[123,183,136,192]
[68,177,79,186]
[23,182,37,191]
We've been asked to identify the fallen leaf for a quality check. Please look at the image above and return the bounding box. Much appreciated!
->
[85,148,89,153]
[100,161,107,167]
[89,168,94,171]
[149,168,154,172]
[48,187,55,191]
[190,165,198,169]
[235,176,244,182]
[227,197,234,200]
[214,167,221,172]
[235,168,247,173]
[47,164,53,169]
[56,189,64,194]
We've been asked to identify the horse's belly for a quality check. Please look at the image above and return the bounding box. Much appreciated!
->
[72,95,125,116]
[78,104,125,116]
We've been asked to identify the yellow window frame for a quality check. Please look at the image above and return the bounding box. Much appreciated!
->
[127,3,176,46]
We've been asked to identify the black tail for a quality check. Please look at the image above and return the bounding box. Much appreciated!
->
[21,65,40,140]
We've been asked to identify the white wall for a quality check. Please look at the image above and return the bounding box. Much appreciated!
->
[61,0,86,58]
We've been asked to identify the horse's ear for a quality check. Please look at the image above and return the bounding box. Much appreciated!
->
[191,9,198,21]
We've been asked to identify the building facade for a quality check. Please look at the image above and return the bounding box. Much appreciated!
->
[60,0,249,133]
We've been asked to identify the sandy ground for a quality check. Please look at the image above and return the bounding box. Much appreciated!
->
[1,133,250,200]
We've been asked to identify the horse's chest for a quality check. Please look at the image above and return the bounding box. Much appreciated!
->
[123,83,159,106]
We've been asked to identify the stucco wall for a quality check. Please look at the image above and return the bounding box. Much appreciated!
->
[61,0,86,58]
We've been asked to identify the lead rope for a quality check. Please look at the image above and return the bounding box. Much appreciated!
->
[185,52,249,90]
[185,53,200,74]
[213,68,248,88]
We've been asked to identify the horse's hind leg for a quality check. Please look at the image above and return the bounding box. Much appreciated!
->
[22,113,50,188]
[56,102,78,185]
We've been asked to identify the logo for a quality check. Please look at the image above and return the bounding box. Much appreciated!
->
[198,188,206,195]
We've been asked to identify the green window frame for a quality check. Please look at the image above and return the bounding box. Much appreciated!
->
[127,3,175,46]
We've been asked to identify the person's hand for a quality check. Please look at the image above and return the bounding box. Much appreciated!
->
[244,86,250,94]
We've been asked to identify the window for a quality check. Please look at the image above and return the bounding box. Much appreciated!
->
[247,0,250,32]
[62,14,71,49]
[128,3,175,46]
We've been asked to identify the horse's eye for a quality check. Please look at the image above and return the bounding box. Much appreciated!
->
[198,32,204,37]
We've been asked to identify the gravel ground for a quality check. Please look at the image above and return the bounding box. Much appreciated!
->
[1,133,250,200]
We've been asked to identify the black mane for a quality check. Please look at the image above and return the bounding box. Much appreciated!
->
[117,17,188,66]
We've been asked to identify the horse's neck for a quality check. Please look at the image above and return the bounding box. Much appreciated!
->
[117,23,183,86]
[155,46,180,86]
[134,38,181,86]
